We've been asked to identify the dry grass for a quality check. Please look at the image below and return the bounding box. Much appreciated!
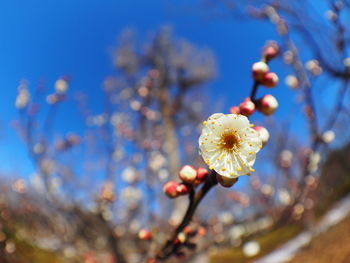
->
[209,224,301,263]
[287,216,350,263]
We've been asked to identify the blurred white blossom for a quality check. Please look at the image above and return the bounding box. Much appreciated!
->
[55,78,68,94]
[243,241,260,257]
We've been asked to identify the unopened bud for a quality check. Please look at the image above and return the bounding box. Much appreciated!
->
[256,94,278,115]
[163,181,180,198]
[285,75,299,89]
[138,229,152,240]
[198,226,207,236]
[261,72,278,88]
[252,62,269,81]
[239,98,255,117]
[196,167,208,181]
[216,174,238,188]
[229,106,240,114]
[322,130,335,143]
[176,184,190,195]
[262,41,279,61]
[184,226,197,236]
[179,165,197,183]
[253,126,270,146]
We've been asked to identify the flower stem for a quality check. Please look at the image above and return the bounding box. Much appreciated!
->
[156,170,218,260]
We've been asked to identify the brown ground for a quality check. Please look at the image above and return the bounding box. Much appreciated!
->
[288,216,350,263]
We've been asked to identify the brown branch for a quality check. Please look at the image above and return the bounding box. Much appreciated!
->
[155,170,218,261]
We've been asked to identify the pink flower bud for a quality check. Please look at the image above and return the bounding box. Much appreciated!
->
[198,226,207,237]
[184,226,197,235]
[239,98,255,117]
[163,181,180,198]
[229,106,240,114]
[216,174,238,187]
[261,72,279,88]
[179,165,197,183]
[196,167,208,181]
[176,184,190,195]
[253,126,270,146]
[252,62,269,81]
[138,229,152,240]
[256,94,278,115]
[262,42,279,61]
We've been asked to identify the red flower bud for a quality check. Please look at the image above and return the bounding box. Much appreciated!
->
[196,167,208,181]
[261,72,279,88]
[178,165,197,184]
[252,62,269,81]
[138,229,152,240]
[239,98,255,117]
[163,181,180,198]
[176,184,190,195]
[229,106,240,114]
[216,174,238,187]
[256,94,278,115]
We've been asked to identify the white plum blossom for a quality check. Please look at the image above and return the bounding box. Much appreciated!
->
[199,113,262,178]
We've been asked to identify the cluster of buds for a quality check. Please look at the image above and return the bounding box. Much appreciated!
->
[228,42,281,148]
[253,41,279,87]
[163,166,209,198]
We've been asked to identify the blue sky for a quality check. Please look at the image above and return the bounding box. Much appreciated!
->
[0,0,317,179]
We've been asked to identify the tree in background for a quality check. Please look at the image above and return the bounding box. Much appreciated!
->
[11,28,216,262]
[5,1,350,261]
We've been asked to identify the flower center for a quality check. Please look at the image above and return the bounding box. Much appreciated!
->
[221,129,241,151]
